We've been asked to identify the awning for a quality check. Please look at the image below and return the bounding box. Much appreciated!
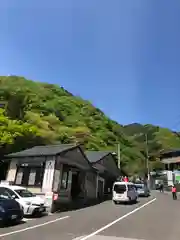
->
[161,157,180,164]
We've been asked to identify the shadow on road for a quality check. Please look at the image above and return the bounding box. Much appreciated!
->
[53,195,112,213]
[0,219,26,228]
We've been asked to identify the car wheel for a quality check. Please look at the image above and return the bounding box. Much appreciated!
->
[131,197,137,204]
[0,220,4,227]
[113,200,118,204]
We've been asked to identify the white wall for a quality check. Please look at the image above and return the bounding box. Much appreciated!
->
[6,157,56,193]
[42,156,56,193]
[6,160,17,182]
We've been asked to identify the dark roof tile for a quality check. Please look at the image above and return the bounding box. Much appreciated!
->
[85,151,112,163]
[6,144,77,158]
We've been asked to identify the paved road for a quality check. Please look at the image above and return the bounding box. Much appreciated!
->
[0,192,179,240]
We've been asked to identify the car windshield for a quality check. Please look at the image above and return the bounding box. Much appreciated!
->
[15,189,35,198]
[114,184,126,193]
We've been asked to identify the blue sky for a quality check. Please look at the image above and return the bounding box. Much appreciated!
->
[1,0,180,130]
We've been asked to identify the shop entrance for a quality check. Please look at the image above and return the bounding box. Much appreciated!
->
[71,171,81,200]
[97,179,104,200]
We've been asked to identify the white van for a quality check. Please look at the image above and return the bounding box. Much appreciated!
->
[112,181,138,204]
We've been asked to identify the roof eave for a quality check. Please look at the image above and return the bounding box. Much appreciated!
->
[5,144,81,159]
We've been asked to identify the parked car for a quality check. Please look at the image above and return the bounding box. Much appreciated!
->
[0,185,47,216]
[135,183,150,197]
[112,181,138,204]
[0,195,24,226]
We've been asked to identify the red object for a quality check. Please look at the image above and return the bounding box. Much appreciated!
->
[172,186,177,193]
[124,177,128,182]
[53,193,58,201]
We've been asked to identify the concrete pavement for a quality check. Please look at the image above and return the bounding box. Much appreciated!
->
[0,192,179,240]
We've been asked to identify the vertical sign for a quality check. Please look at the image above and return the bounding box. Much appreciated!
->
[42,158,55,192]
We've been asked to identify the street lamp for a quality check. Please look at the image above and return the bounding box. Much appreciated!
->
[145,133,150,187]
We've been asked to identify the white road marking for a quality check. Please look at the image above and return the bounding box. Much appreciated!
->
[0,215,70,238]
[23,218,34,221]
[78,198,157,240]
[74,236,141,240]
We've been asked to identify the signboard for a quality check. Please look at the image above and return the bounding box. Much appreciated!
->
[175,171,180,183]
[175,175,180,181]
[42,159,55,192]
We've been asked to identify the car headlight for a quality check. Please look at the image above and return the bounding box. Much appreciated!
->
[0,206,5,213]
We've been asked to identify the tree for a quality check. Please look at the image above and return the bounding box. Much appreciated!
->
[0,109,42,155]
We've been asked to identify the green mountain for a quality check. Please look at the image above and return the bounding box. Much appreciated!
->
[0,76,179,175]
[123,123,180,153]
[123,123,180,171]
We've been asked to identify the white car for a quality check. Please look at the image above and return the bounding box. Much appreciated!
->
[0,185,47,216]
[112,181,138,204]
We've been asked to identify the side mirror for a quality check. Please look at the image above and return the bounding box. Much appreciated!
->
[12,195,18,199]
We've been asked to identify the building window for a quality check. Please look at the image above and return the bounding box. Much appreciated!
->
[15,166,44,187]
[61,167,69,190]
[0,101,6,109]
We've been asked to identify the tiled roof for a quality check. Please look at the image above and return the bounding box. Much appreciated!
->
[6,144,77,158]
[85,151,112,163]
[161,149,180,154]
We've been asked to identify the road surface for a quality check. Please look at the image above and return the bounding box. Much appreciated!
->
[0,192,179,240]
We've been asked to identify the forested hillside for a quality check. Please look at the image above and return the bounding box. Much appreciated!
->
[123,123,180,170]
[0,76,179,175]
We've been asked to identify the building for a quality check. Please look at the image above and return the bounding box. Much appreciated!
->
[85,151,120,196]
[159,150,180,187]
[4,145,120,212]
[160,149,180,170]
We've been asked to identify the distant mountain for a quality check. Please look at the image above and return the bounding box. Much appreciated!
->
[123,123,180,159]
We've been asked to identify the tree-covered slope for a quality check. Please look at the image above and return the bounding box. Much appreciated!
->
[123,123,180,153]
[123,123,180,170]
[0,76,143,174]
[1,76,179,175]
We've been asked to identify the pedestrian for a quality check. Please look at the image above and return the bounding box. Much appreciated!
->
[159,182,164,193]
[171,185,177,200]
[124,176,128,182]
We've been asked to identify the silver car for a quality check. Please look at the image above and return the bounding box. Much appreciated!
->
[135,184,150,197]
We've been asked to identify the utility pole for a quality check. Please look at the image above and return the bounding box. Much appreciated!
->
[117,142,121,169]
[145,133,150,184]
